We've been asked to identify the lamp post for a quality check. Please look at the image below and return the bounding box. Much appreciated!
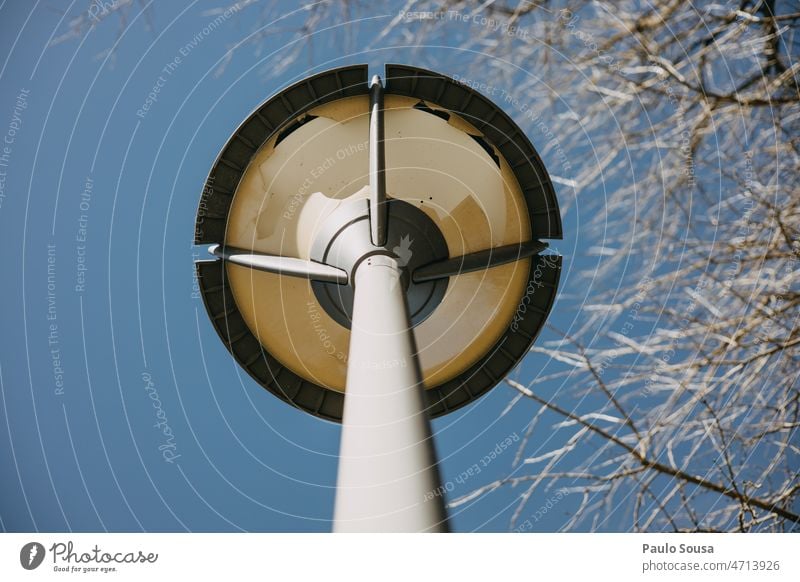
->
[195,65,562,532]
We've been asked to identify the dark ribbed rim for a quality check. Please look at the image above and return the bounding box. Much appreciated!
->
[195,64,562,422]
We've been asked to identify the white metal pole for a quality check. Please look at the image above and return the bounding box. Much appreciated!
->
[333,254,449,532]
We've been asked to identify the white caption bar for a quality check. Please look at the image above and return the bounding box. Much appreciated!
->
[1,533,797,581]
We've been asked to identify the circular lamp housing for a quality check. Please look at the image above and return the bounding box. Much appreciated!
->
[195,65,562,422]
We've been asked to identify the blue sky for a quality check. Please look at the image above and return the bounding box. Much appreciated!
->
[0,0,597,532]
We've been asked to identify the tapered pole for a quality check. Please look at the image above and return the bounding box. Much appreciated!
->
[333,255,449,532]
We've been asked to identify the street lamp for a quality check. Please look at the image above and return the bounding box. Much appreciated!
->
[195,65,562,532]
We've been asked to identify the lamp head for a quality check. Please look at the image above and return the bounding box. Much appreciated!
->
[195,65,562,421]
